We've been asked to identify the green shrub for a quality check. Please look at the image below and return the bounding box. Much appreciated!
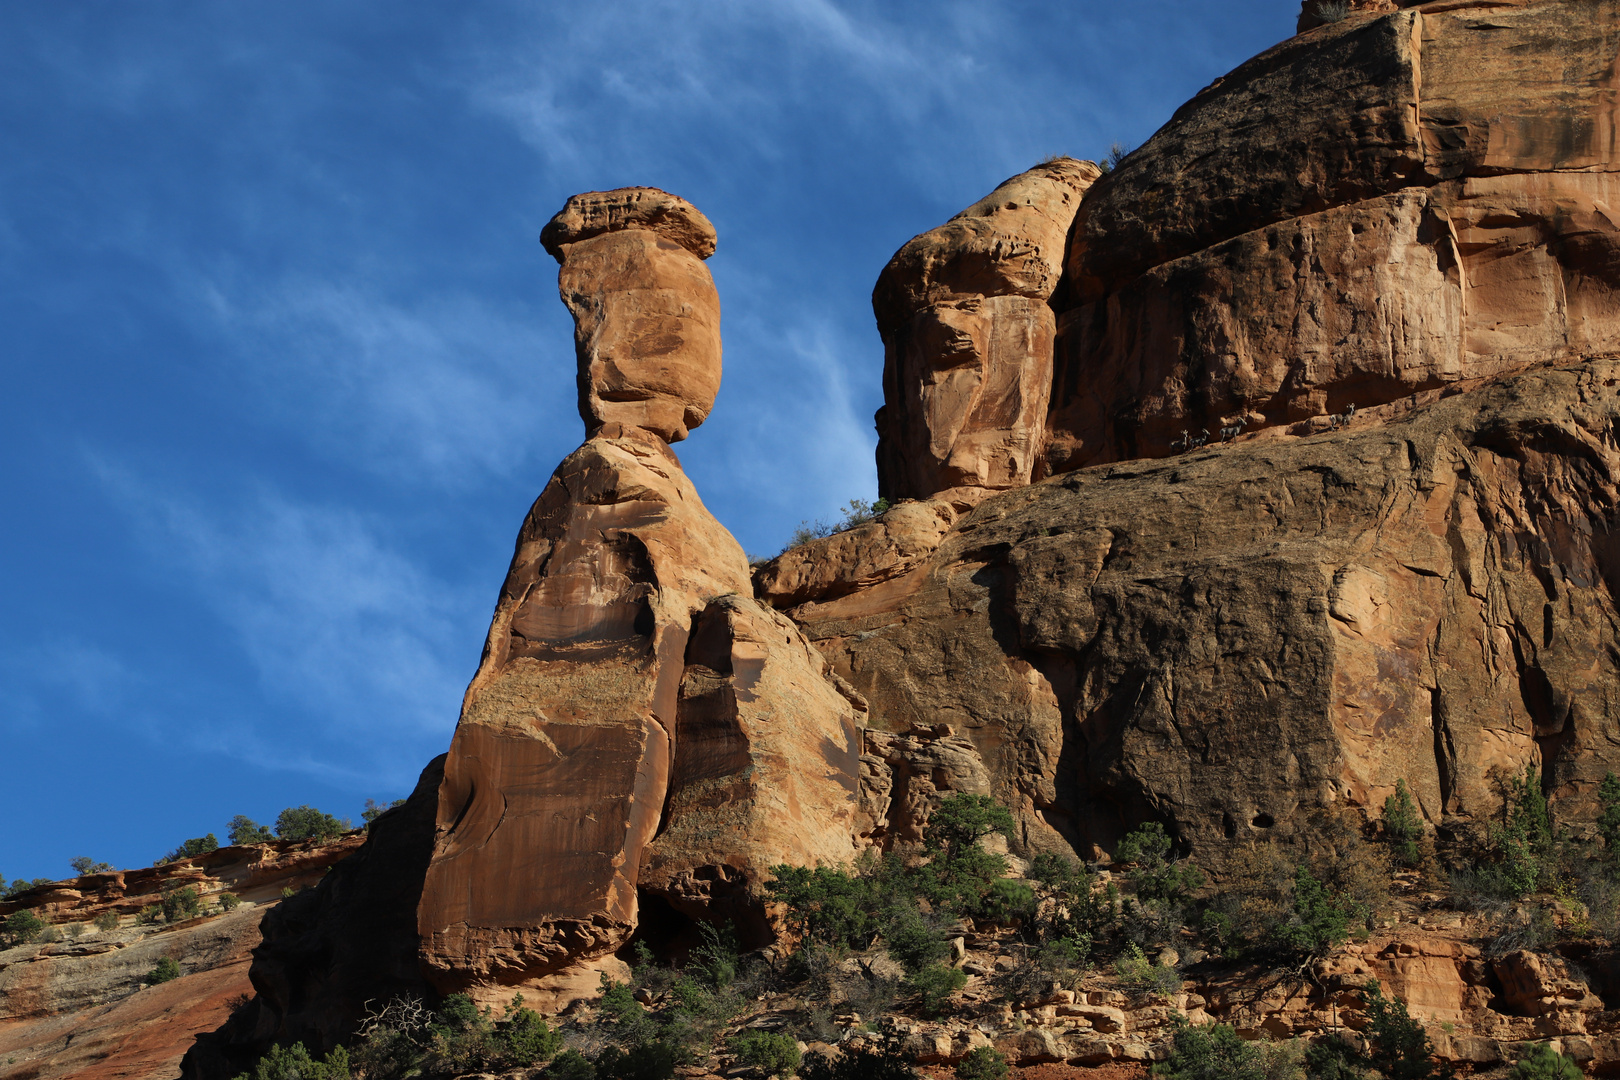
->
[1116,822,1205,903]
[883,908,948,974]
[228,815,275,845]
[549,1049,598,1080]
[231,1041,351,1080]
[1272,865,1367,961]
[908,962,967,1015]
[595,1039,680,1080]
[161,885,203,923]
[362,798,406,825]
[1114,943,1180,997]
[66,922,87,940]
[730,1030,802,1078]
[495,1003,560,1068]
[1476,766,1554,900]
[1152,1020,1267,1080]
[1382,780,1426,868]
[781,498,893,554]
[801,1043,918,1080]
[1303,1035,1366,1080]
[1599,772,1620,867]
[956,1046,1008,1080]
[1512,1043,1582,1080]
[139,903,163,924]
[161,834,219,864]
[925,795,1015,857]
[766,864,881,950]
[274,805,348,842]
[280,886,297,899]
[146,956,182,984]
[70,856,113,876]
[2,909,47,946]
[218,892,242,912]
[1362,981,1451,1080]
[599,976,646,1024]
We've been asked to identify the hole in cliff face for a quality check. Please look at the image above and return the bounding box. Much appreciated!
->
[1252,813,1275,829]
[1223,813,1237,839]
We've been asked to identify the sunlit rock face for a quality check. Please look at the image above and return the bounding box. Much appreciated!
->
[1046,1,1620,472]
[416,190,862,1010]
[873,158,1098,505]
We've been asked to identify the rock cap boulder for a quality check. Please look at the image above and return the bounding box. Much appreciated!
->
[541,187,717,262]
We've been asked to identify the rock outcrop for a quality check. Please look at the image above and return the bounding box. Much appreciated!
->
[772,360,1620,867]
[874,158,1098,504]
[188,189,864,1073]
[1045,2,1620,472]
[0,836,362,1080]
[542,187,722,444]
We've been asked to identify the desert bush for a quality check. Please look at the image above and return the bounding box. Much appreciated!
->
[1600,771,1620,869]
[1483,903,1558,958]
[956,1046,1008,1080]
[1114,942,1180,997]
[146,956,182,984]
[594,1039,682,1080]
[549,1049,598,1080]
[161,834,219,864]
[161,885,203,922]
[2,909,47,946]
[1153,1020,1267,1080]
[801,1042,919,1080]
[883,907,949,974]
[781,498,893,554]
[350,995,434,1079]
[1471,766,1554,900]
[218,892,242,912]
[93,911,120,931]
[2,876,53,900]
[908,962,967,1015]
[1029,851,1117,949]
[766,863,884,950]
[1116,822,1204,904]
[1382,780,1426,868]
[1313,0,1351,22]
[274,805,348,842]
[1272,865,1367,962]
[70,856,113,876]
[1303,1036,1367,1080]
[66,921,87,940]
[139,903,163,923]
[730,1030,801,1078]
[230,1041,350,1080]
[228,815,275,845]
[1362,980,1451,1080]
[1512,1043,1582,1080]
[362,797,406,825]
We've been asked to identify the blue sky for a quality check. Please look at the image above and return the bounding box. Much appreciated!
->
[1,1,1297,881]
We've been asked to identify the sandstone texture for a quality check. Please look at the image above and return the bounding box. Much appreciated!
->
[1047,2,1620,472]
[0,836,360,1080]
[544,188,722,444]
[774,362,1620,865]
[416,427,860,1008]
[875,158,1098,503]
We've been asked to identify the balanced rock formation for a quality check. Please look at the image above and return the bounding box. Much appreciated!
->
[541,187,722,444]
[1045,2,1620,471]
[874,158,1098,504]
[186,189,863,1075]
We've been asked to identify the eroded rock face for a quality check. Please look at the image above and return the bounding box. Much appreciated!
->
[874,158,1098,503]
[1046,3,1620,472]
[771,362,1620,869]
[544,188,722,444]
[417,428,752,1005]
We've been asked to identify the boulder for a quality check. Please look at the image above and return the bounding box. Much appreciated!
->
[873,159,1098,502]
[546,189,721,444]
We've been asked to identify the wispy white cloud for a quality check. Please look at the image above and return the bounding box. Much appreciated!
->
[90,459,474,782]
[193,277,575,489]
